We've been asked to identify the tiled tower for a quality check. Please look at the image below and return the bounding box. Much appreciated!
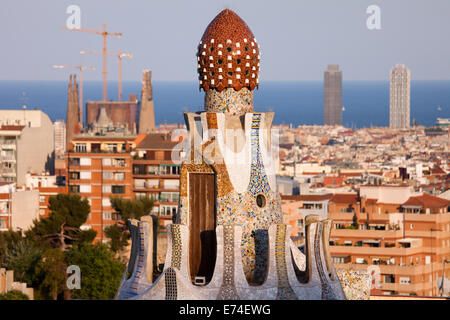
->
[180,9,281,284]
[117,9,363,301]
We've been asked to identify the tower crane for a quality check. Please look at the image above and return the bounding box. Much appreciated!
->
[62,24,122,101]
[80,49,133,101]
[53,64,95,124]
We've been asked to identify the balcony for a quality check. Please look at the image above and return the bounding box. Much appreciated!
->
[330,245,424,257]
[1,169,16,176]
[331,229,403,239]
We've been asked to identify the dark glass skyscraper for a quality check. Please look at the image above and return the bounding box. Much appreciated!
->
[323,65,342,126]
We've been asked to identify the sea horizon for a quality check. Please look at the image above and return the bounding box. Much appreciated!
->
[0,80,448,129]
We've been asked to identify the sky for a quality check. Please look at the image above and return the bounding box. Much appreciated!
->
[1,0,450,82]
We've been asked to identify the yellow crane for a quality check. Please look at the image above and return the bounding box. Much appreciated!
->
[62,24,122,101]
[80,49,133,101]
[53,64,95,124]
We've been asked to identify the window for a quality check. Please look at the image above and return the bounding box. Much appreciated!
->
[79,184,91,193]
[75,143,87,153]
[332,256,350,264]
[112,185,125,194]
[163,179,179,190]
[102,198,111,207]
[148,166,159,175]
[39,208,46,216]
[106,144,117,153]
[148,193,158,201]
[91,143,101,153]
[80,171,91,180]
[384,275,395,284]
[135,193,146,200]
[296,219,304,228]
[39,196,45,203]
[80,158,91,166]
[115,172,125,181]
[69,172,80,180]
[69,185,80,193]
[102,172,113,180]
[114,158,126,167]
[102,185,112,193]
[160,205,177,216]
[102,212,112,220]
[147,180,159,188]
[0,219,6,230]
[160,192,179,203]
[135,180,145,189]
[133,164,146,175]
[69,158,80,166]
[102,158,112,166]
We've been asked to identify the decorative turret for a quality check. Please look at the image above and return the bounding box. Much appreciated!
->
[197,9,261,115]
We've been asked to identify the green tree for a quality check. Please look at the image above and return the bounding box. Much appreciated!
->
[350,212,358,229]
[104,224,129,253]
[110,197,154,221]
[65,243,125,300]
[105,197,154,253]
[0,230,22,266]
[3,240,42,286]
[26,194,95,250]
[34,248,67,300]
[0,290,29,300]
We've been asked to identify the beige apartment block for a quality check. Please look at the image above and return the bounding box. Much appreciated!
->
[327,186,450,297]
[0,109,55,186]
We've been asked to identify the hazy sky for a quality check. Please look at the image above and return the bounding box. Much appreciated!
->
[1,0,450,81]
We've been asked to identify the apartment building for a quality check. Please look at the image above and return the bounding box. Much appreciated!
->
[0,185,39,232]
[66,134,140,242]
[25,173,67,218]
[327,185,450,296]
[281,194,332,239]
[0,110,54,186]
[132,133,182,229]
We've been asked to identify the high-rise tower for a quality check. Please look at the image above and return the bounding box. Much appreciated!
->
[138,70,156,133]
[324,65,342,126]
[390,64,410,128]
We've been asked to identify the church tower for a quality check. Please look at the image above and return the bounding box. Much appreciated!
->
[138,70,156,133]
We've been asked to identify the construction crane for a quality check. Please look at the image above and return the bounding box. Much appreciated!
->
[80,49,133,101]
[53,64,95,123]
[62,24,122,101]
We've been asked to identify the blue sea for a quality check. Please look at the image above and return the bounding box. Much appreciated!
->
[0,80,448,128]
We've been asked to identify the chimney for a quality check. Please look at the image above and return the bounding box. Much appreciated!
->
[129,94,137,102]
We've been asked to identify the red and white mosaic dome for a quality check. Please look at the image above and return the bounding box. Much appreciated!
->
[197,9,260,92]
